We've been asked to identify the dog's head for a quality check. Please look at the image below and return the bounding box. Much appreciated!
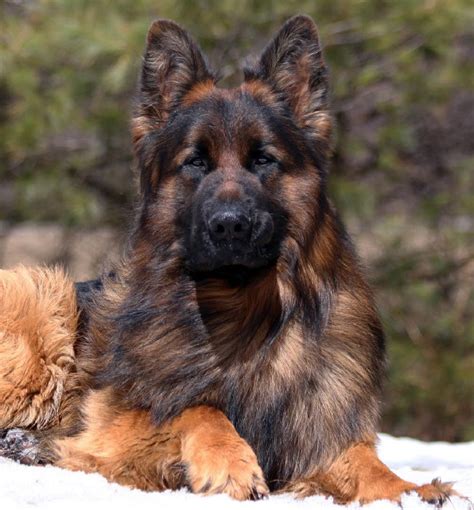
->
[132,16,332,275]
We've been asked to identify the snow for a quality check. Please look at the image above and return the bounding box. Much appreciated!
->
[0,433,472,510]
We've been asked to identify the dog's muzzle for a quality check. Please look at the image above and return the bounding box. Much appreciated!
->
[207,201,273,245]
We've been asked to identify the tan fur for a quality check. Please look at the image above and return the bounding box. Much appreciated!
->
[181,80,215,106]
[283,441,457,505]
[0,266,78,429]
[179,406,268,499]
[54,388,183,491]
[55,390,267,499]
[240,80,280,107]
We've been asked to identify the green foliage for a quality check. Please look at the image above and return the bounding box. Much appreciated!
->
[1,0,473,440]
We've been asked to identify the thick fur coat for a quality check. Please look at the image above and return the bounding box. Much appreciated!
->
[0,16,456,505]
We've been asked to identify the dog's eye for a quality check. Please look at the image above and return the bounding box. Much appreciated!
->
[189,157,206,168]
[254,155,273,166]
[253,156,273,166]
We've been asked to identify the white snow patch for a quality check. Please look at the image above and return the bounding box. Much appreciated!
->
[0,434,472,510]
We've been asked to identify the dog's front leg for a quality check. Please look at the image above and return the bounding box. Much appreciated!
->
[54,389,268,500]
[283,440,456,506]
[176,405,268,499]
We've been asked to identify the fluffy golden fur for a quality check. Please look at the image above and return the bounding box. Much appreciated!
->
[0,265,77,430]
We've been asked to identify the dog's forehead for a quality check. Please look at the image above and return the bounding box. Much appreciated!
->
[179,86,280,148]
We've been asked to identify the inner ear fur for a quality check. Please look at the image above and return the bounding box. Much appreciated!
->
[244,15,331,142]
[131,19,215,153]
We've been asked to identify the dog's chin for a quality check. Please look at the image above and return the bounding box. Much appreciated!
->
[189,256,272,273]
[192,264,273,286]
[186,248,277,283]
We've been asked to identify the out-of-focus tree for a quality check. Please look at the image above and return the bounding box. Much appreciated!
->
[0,0,473,440]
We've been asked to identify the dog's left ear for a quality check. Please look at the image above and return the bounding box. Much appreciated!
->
[245,15,331,142]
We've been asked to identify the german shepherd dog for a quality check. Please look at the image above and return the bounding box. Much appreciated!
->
[0,16,457,505]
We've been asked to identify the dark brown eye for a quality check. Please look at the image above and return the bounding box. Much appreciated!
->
[189,157,206,167]
[254,155,274,166]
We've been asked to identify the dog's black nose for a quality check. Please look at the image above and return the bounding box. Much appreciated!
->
[208,211,251,242]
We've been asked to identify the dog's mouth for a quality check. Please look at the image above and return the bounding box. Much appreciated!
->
[186,237,280,275]
[190,263,275,286]
[188,248,277,275]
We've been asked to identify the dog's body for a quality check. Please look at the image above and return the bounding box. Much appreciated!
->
[0,16,456,505]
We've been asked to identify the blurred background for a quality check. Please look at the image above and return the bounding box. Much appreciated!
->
[0,0,473,441]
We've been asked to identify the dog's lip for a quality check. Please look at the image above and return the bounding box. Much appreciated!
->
[209,243,274,265]
[210,233,275,254]
[188,246,277,273]
[186,227,280,273]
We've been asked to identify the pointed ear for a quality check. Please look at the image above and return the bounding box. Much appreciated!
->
[132,20,214,151]
[245,15,331,142]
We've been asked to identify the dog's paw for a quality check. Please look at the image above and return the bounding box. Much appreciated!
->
[183,435,269,500]
[411,478,459,507]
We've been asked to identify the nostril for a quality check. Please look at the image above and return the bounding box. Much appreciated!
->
[208,212,251,242]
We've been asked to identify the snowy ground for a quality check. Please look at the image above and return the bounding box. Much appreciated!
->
[0,433,472,510]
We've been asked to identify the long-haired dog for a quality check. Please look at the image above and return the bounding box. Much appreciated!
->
[0,16,456,505]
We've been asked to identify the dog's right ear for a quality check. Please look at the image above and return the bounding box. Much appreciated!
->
[132,20,214,154]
